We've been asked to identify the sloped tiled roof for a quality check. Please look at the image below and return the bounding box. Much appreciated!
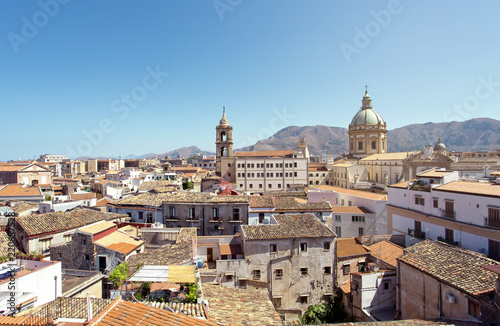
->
[249,196,275,208]
[176,227,197,244]
[142,301,207,319]
[399,240,500,296]
[127,241,193,274]
[0,184,42,197]
[203,284,282,326]
[274,197,331,211]
[69,192,96,200]
[138,181,179,192]
[312,185,387,200]
[433,180,500,197]
[8,201,39,214]
[336,238,370,258]
[94,230,144,255]
[78,220,116,235]
[332,206,374,214]
[360,152,417,161]
[0,231,17,257]
[242,214,335,240]
[15,207,127,236]
[367,240,404,269]
[89,299,219,326]
[111,191,249,208]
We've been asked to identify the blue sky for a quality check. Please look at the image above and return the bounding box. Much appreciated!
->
[1,0,499,161]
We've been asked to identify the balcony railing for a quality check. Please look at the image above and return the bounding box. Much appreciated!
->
[408,228,426,240]
[487,218,500,229]
[230,219,243,223]
[437,236,460,246]
[441,210,456,219]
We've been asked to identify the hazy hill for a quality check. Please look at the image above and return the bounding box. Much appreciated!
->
[238,118,500,155]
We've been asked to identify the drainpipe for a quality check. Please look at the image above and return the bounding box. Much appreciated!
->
[54,276,57,300]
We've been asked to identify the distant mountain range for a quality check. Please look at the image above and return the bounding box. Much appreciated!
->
[78,118,500,160]
[239,118,500,155]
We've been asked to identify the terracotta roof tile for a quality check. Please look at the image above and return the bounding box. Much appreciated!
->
[0,184,42,197]
[90,300,218,326]
[433,180,500,197]
[336,238,370,258]
[242,213,335,240]
[367,240,404,269]
[15,207,127,236]
[94,230,144,254]
[203,284,282,326]
[312,185,387,200]
[69,192,96,200]
[127,241,193,274]
[332,206,374,214]
[398,240,500,296]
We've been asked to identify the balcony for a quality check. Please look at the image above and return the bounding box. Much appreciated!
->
[408,228,426,240]
[164,217,179,222]
[440,210,456,220]
[229,219,243,223]
[437,236,459,246]
[487,218,500,229]
[186,218,199,223]
[209,219,223,223]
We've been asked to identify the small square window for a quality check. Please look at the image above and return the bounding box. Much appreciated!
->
[323,242,330,251]
[253,270,261,280]
[84,254,90,261]
[324,266,331,275]
[300,268,308,276]
[276,269,283,279]
[273,297,281,308]
[384,280,391,291]
[226,274,233,281]
[300,243,307,252]
[270,244,277,253]
[300,296,308,304]
[335,215,341,222]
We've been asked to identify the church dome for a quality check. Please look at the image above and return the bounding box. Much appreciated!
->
[434,137,446,151]
[349,91,385,127]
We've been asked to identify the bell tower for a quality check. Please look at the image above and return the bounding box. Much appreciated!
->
[216,107,233,176]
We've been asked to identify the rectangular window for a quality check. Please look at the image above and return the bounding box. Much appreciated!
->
[433,198,438,208]
[352,215,365,222]
[275,269,283,279]
[268,184,272,188]
[270,244,277,253]
[232,208,240,220]
[324,266,332,275]
[84,254,90,261]
[488,207,500,228]
[445,200,455,218]
[40,239,52,252]
[300,268,308,276]
[372,141,376,149]
[335,215,341,221]
[273,297,281,308]
[294,162,297,168]
[489,239,500,261]
[64,234,72,242]
[348,200,352,206]
[358,141,363,150]
[343,264,350,275]
[259,184,263,189]
[445,228,454,242]
[323,242,330,251]
[253,270,261,280]
[213,208,219,219]
[300,243,307,252]
[415,220,422,232]
[467,299,480,319]
[294,172,297,177]
[335,226,342,237]
[300,296,308,304]
[138,212,143,219]
[189,207,195,218]
[384,280,391,291]
[358,227,364,236]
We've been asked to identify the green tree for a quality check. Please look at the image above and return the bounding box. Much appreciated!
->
[325,291,352,323]
[108,262,129,287]
[182,181,194,190]
[186,283,198,303]
[299,304,327,324]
